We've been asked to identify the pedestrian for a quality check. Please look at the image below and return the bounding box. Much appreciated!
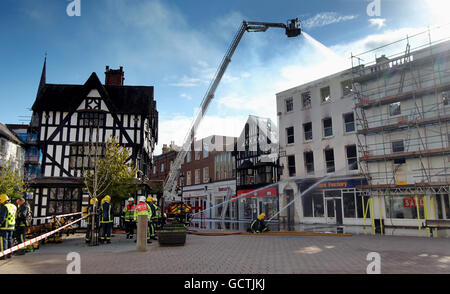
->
[249,213,269,233]
[122,197,136,239]
[0,194,17,260]
[15,197,30,255]
[99,195,113,244]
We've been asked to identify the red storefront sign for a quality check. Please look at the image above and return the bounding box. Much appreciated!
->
[403,197,424,208]
[236,187,277,198]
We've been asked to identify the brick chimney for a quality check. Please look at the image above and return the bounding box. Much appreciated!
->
[105,66,124,86]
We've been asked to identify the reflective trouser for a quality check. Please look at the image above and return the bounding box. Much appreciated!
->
[147,222,152,240]
[100,222,113,241]
[0,230,14,257]
[15,227,27,252]
[85,222,92,242]
[149,221,156,238]
[124,221,135,238]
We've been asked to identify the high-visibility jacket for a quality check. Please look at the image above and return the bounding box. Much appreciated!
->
[134,202,151,221]
[123,204,136,222]
[100,202,113,223]
[148,203,157,221]
[0,203,17,230]
[16,203,31,227]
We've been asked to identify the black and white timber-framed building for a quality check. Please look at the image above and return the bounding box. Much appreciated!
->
[28,62,158,221]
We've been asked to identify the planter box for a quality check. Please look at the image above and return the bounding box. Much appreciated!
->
[157,224,187,246]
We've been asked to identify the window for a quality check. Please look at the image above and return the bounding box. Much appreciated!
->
[356,193,371,218]
[286,127,295,144]
[287,155,296,177]
[342,80,353,96]
[195,151,201,160]
[303,122,312,141]
[285,98,293,112]
[313,192,324,217]
[186,151,191,163]
[323,118,333,137]
[392,140,404,153]
[169,161,173,170]
[0,138,5,154]
[302,194,313,217]
[389,102,401,116]
[195,169,200,184]
[386,196,424,219]
[203,167,209,183]
[343,112,355,133]
[346,145,358,170]
[161,163,165,172]
[320,86,331,103]
[343,192,356,218]
[47,188,81,215]
[443,91,449,106]
[79,112,106,127]
[301,92,311,108]
[304,151,314,174]
[203,143,209,158]
[153,165,156,174]
[69,144,105,170]
[324,149,335,173]
[186,170,191,186]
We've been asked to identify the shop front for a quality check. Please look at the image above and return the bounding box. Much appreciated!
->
[299,178,369,226]
[236,186,279,221]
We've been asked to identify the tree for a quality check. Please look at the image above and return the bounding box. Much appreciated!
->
[0,154,26,200]
[83,136,138,204]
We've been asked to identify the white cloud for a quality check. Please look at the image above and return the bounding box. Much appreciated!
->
[369,18,387,29]
[303,12,358,30]
[180,93,192,101]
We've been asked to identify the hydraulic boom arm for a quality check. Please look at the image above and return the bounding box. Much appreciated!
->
[162,18,301,204]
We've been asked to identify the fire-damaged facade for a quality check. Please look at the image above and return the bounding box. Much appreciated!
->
[28,62,158,222]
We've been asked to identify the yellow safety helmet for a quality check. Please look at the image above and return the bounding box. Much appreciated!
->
[104,195,111,203]
[153,197,158,203]
[101,198,106,205]
[146,196,153,202]
[0,194,9,204]
[258,213,266,220]
[90,198,97,205]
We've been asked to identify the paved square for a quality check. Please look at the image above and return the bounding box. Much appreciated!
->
[1,233,449,274]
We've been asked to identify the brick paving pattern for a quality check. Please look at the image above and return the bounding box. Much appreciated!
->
[1,233,449,274]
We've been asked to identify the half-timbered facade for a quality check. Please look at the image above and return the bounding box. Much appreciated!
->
[233,115,280,220]
[28,63,158,221]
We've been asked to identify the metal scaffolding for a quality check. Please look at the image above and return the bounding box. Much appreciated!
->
[351,25,450,235]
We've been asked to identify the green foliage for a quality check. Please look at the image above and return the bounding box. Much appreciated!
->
[0,155,26,200]
[83,136,138,205]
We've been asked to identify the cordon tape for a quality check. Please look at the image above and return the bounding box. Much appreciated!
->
[0,214,88,258]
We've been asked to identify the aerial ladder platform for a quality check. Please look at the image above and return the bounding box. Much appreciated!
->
[162,18,302,210]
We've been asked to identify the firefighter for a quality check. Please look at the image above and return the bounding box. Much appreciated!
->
[85,198,99,244]
[122,197,136,239]
[15,197,30,255]
[154,197,162,230]
[134,196,152,244]
[147,197,158,240]
[0,194,17,260]
[249,213,269,233]
[99,195,113,244]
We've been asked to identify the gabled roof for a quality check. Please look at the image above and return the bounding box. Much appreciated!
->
[0,123,23,145]
[32,72,155,115]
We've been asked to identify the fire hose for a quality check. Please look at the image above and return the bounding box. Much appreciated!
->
[186,229,352,237]
[0,214,88,258]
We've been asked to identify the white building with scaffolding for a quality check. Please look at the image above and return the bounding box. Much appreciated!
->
[352,33,450,237]
[276,69,369,231]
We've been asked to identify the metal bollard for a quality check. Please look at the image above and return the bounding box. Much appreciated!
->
[136,214,148,252]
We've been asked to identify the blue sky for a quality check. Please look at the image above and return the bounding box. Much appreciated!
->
[0,0,448,154]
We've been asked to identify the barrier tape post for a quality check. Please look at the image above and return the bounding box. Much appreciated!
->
[0,215,88,258]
